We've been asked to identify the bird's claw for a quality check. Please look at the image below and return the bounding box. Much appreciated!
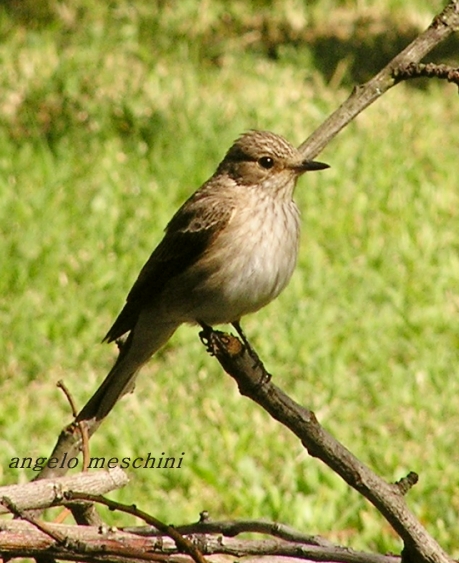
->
[198,321,215,355]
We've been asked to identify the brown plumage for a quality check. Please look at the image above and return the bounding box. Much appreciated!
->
[77,130,329,424]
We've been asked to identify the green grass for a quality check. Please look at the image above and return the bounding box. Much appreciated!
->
[1,0,459,557]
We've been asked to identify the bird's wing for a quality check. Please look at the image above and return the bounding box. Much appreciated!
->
[103,191,234,343]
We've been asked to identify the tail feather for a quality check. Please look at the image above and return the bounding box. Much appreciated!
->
[76,338,138,424]
[76,318,179,425]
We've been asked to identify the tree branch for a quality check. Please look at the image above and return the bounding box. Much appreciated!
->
[297,0,459,159]
[62,492,209,563]
[153,517,335,547]
[0,467,128,515]
[392,62,459,87]
[57,379,91,471]
[198,328,452,563]
[0,518,401,563]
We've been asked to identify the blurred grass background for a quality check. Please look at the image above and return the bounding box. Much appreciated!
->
[1,0,459,556]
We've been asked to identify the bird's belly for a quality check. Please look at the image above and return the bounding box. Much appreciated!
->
[216,240,296,317]
[185,200,300,324]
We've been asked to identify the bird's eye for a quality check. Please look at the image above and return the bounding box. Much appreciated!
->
[258,156,274,169]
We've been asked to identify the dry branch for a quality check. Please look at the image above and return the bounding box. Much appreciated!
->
[393,62,459,87]
[62,492,209,563]
[140,517,335,547]
[0,519,401,563]
[297,0,459,159]
[198,328,453,563]
[0,467,127,515]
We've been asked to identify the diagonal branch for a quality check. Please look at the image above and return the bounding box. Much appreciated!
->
[198,327,453,563]
[64,491,209,563]
[297,0,459,159]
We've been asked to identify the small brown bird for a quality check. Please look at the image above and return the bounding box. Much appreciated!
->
[78,130,329,424]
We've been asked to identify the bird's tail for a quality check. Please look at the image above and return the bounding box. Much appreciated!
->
[76,318,179,426]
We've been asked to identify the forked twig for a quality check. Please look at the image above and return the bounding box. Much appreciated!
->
[64,491,208,563]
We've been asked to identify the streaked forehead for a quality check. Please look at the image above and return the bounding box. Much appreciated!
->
[226,130,298,161]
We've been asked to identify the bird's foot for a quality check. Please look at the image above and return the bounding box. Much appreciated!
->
[198,321,216,355]
[231,321,272,384]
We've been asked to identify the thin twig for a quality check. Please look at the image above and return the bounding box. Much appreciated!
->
[393,62,459,89]
[56,380,94,525]
[57,380,79,418]
[124,517,334,547]
[1,496,68,546]
[63,491,208,563]
[394,472,419,496]
[57,380,90,471]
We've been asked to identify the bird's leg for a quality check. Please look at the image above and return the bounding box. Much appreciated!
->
[231,321,253,353]
[115,335,128,353]
[198,321,215,354]
[232,321,270,382]
[200,320,271,384]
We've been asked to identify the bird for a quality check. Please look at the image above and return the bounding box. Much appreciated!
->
[77,130,329,425]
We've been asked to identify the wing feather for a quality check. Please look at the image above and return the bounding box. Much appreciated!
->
[103,190,234,342]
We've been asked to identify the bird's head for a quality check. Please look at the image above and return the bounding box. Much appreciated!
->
[217,130,329,198]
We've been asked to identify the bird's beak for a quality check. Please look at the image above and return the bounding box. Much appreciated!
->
[298,159,330,172]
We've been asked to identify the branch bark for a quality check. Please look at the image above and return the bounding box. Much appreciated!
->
[393,62,459,86]
[198,328,453,563]
[0,467,127,515]
[0,519,401,563]
[297,0,459,159]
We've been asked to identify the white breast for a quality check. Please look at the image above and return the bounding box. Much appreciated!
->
[191,192,300,324]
